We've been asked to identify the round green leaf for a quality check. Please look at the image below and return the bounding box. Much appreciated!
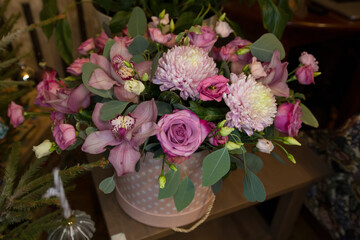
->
[300,103,319,128]
[249,33,285,62]
[100,100,129,121]
[173,177,195,212]
[127,7,147,37]
[99,176,115,194]
[202,147,230,186]
[103,39,115,60]
[243,170,266,202]
[158,169,180,199]
[128,35,149,55]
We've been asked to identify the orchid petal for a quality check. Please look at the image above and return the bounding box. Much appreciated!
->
[131,122,160,146]
[81,130,120,154]
[68,84,91,112]
[88,68,117,90]
[109,142,141,176]
[134,61,152,79]
[90,53,111,75]
[110,38,132,62]
[113,85,139,103]
[92,103,111,130]
[131,99,158,131]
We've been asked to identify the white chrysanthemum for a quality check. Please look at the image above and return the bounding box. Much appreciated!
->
[223,73,277,136]
[153,45,218,100]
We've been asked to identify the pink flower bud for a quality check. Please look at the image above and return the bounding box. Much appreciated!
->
[67,58,90,76]
[77,38,95,55]
[296,65,314,85]
[7,101,24,128]
[95,31,109,53]
[53,123,76,150]
[274,101,302,137]
[215,20,233,38]
[187,26,217,52]
[249,57,267,79]
[256,139,274,154]
[299,52,319,72]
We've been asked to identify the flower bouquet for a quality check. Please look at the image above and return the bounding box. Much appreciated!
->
[27,6,320,227]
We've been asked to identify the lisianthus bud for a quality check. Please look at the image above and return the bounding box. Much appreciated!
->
[159,9,166,20]
[33,139,54,158]
[219,126,234,136]
[217,120,226,128]
[170,19,175,33]
[184,36,190,46]
[314,72,321,77]
[226,141,243,151]
[142,72,149,81]
[219,13,226,21]
[158,175,166,189]
[215,20,233,38]
[236,47,250,55]
[287,153,296,164]
[256,139,274,154]
[124,79,145,95]
[123,60,133,69]
[282,137,301,146]
[169,164,177,172]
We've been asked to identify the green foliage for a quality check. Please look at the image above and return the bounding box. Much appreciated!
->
[211,179,222,195]
[155,101,172,116]
[131,54,146,64]
[175,12,197,32]
[271,152,286,164]
[250,33,285,62]
[202,147,230,186]
[243,169,266,202]
[128,35,149,55]
[158,169,180,199]
[100,100,129,121]
[99,176,116,194]
[257,0,292,39]
[55,19,73,65]
[103,39,116,60]
[127,7,147,37]
[151,52,161,80]
[110,11,131,33]
[300,103,319,128]
[39,0,58,39]
[243,153,264,173]
[82,62,114,98]
[159,91,181,104]
[173,177,195,212]
[188,101,227,122]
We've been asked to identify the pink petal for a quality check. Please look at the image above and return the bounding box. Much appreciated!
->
[109,142,141,176]
[88,68,117,90]
[68,84,91,112]
[81,130,120,154]
[134,61,152,79]
[90,53,111,75]
[92,103,111,130]
[131,99,158,130]
[113,85,139,103]
[44,91,73,114]
[110,38,132,62]
[131,122,160,146]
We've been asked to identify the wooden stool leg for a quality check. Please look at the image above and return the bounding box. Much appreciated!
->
[270,187,308,240]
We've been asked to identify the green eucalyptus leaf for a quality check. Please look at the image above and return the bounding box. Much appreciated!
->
[189,101,227,122]
[100,100,129,121]
[155,101,172,116]
[173,177,195,212]
[103,39,115,60]
[150,52,161,80]
[39,0,58,39]
[82,62,114,98]
[99,176,115,194]
[173,103,188,110]
[131,54,146,64]
[128,35,149,55]
[55,19,73,65]
[243,170,266,202]
[159,91,181,104]
[202,147,230,186]
[220,61,230,79]
[249,33,285,62]
[175,12,196,32]
[153,147,164,159]
[244,153,264,173]
[211,179,222,195]
[127,7,147,37]
[94,0,112,14]
[300,103,319,128]
[158,169,180,199]
[123,104,137,115]
[144,142,160,152]
[271,152,286,164]
[85,127,97,135]
[109,10,131,33]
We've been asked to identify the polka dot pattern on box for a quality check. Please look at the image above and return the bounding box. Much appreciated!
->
[115,151,212,216]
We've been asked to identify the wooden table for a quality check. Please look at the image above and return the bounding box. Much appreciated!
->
[91,143,332,240]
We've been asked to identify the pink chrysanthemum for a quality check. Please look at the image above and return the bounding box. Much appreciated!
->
[223,73,277,136]
[153,45,218,100]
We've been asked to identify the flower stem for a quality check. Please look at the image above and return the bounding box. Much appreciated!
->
[24,112,50,117]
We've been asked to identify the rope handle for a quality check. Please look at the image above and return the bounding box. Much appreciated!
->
[171,195,216,233]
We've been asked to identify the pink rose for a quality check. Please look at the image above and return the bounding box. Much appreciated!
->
[299,52,319,72]
[67,58,90,76]
[196,75,230,102]
[95,31,109,54]
[188,26,217,52]
[208,122,227,146]
[157,109,210,157]
[7,101,24,128]
[215,20,233,38]
[258,50,289,97]
[50,111,65,125]
[148,28,174,46]
[77,38,95,55]
[34,70,64,107]
[53,123,76,150]
[296,65,314,85]
[274,101,302,137]
[218,36,252,62]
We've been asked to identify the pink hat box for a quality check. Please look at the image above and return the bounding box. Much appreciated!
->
[114,151,214,228]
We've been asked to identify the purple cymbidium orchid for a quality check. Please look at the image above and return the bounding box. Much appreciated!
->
[87,37,152,103]
[81,99,159,176]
